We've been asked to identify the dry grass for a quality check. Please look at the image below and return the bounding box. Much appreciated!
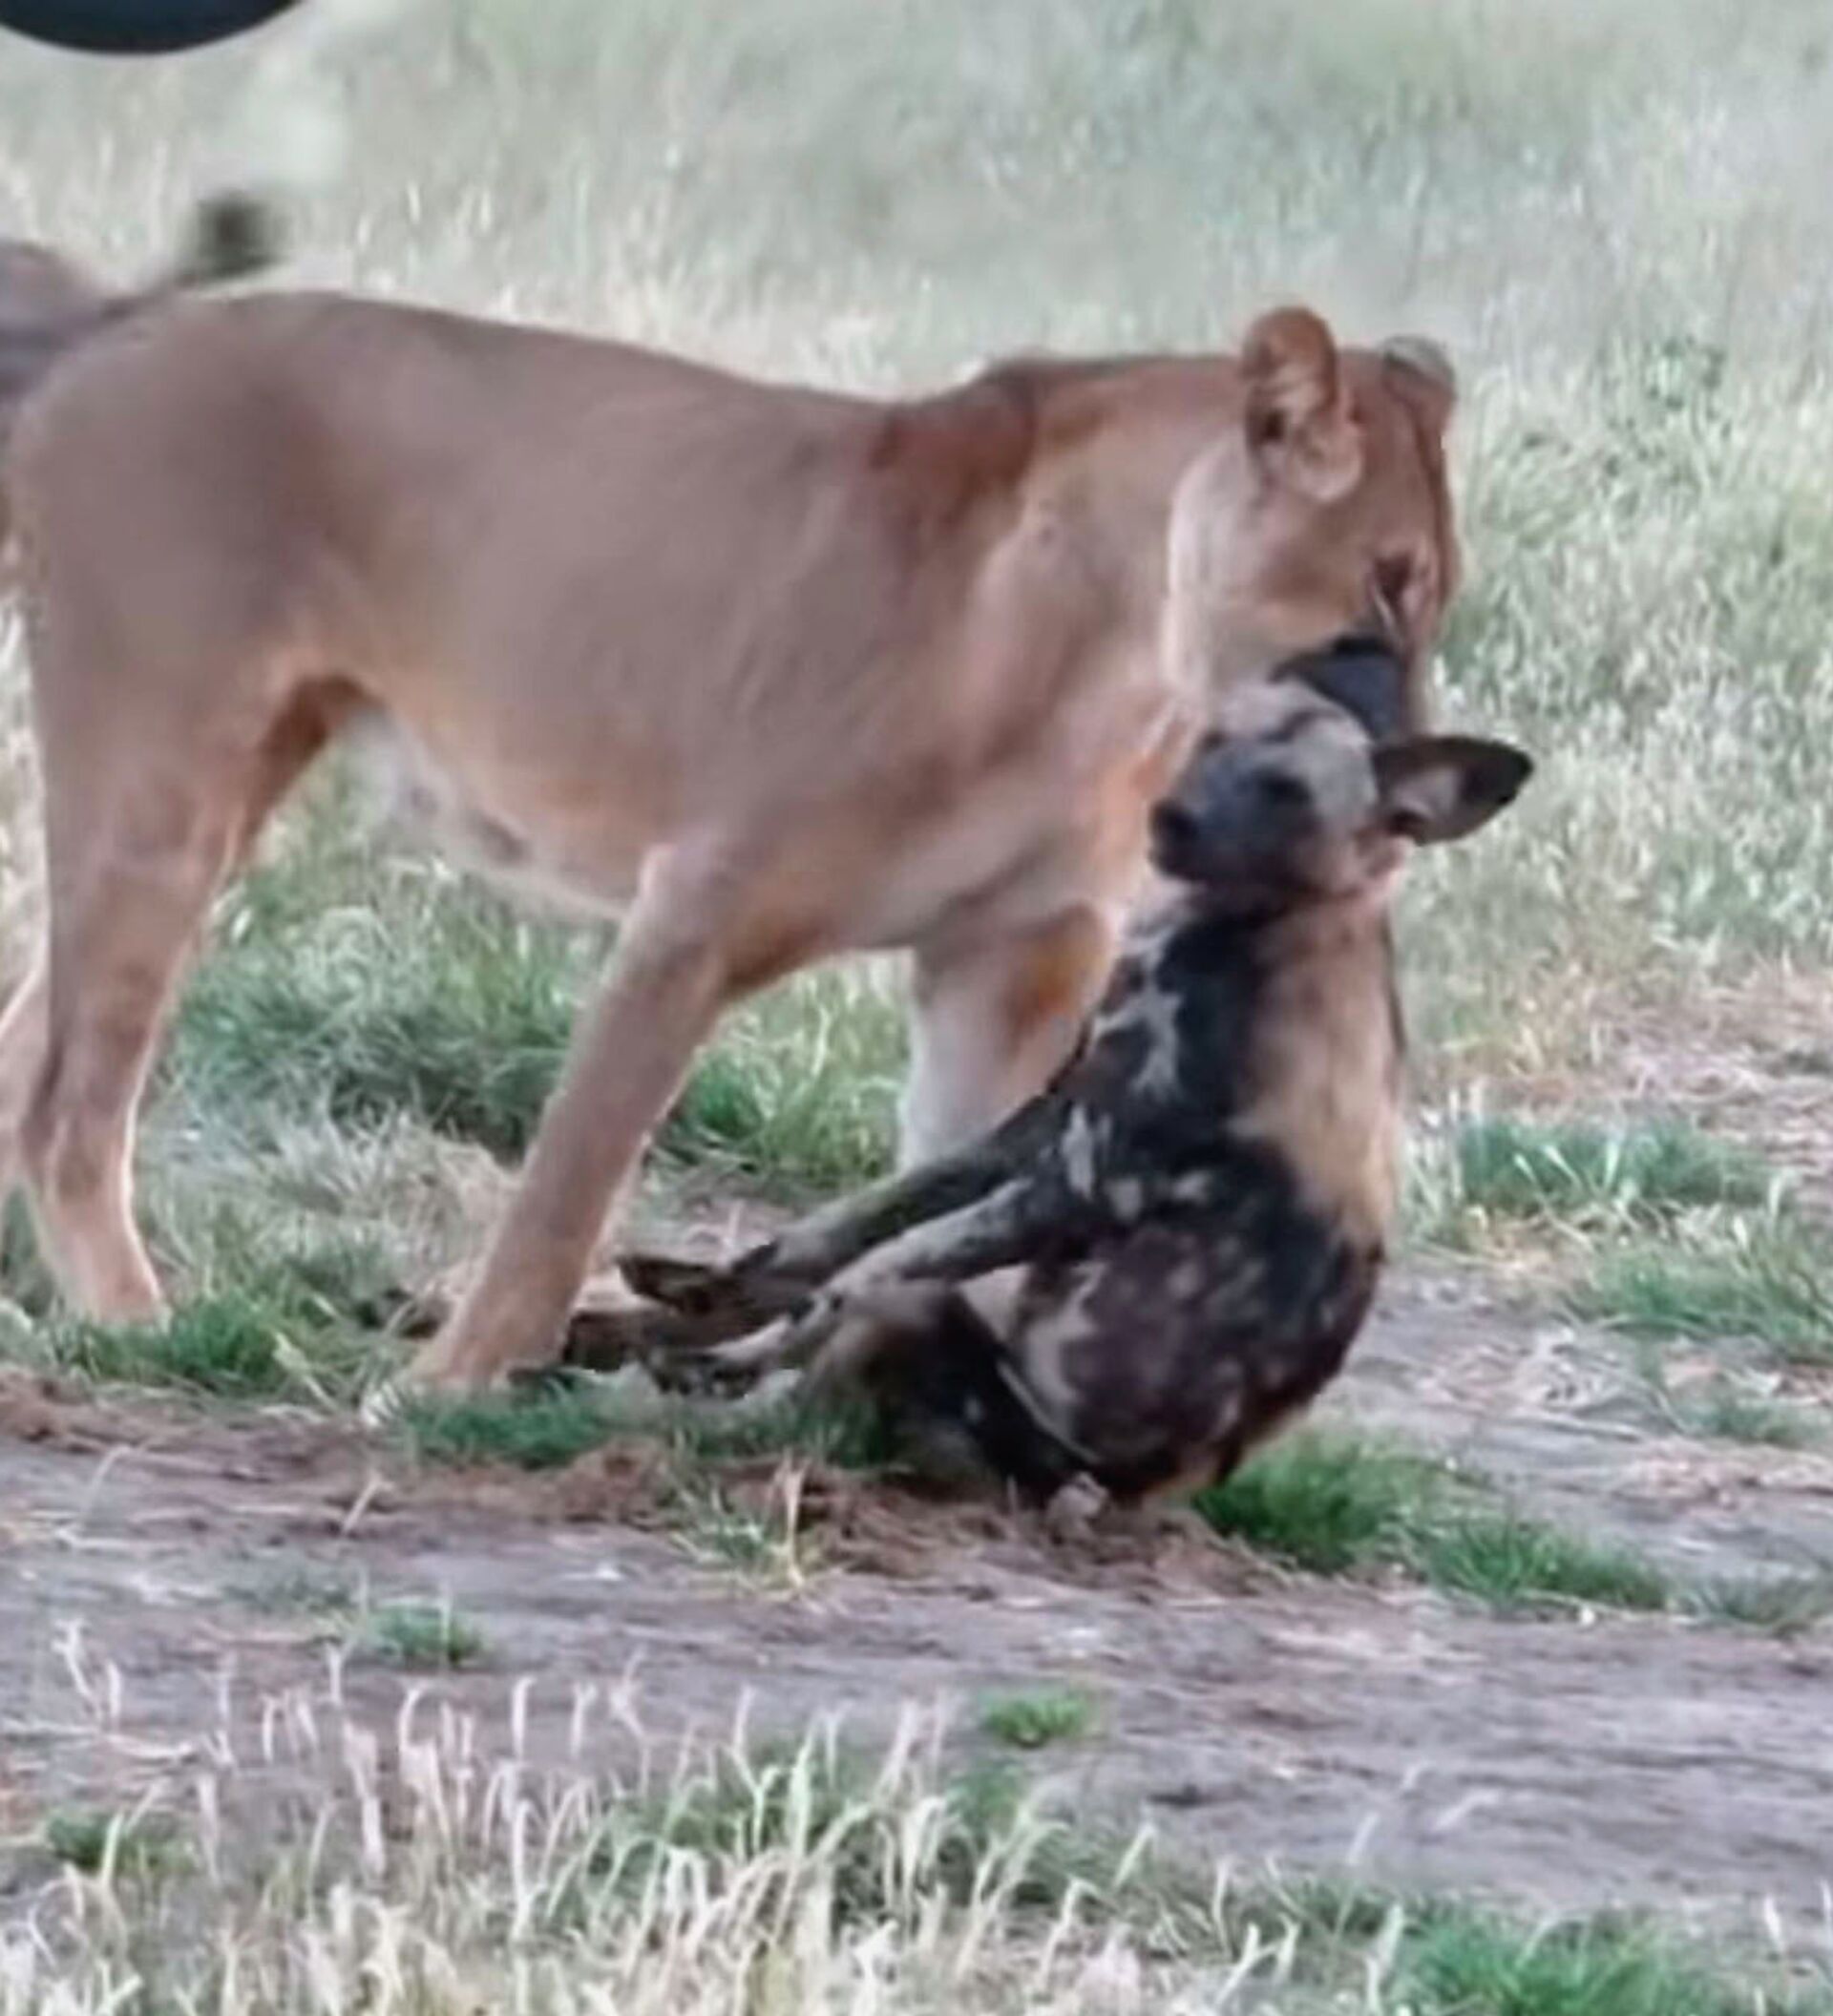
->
[4,1677,1827,2016]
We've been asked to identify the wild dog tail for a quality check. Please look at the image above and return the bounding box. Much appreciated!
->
[0,190,283,450]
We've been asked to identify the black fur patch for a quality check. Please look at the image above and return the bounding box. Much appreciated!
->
[1278,633,1408,744]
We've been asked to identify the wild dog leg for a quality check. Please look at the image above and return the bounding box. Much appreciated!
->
[763,1280,1087,1497]
[564,1155,1050,1376]
[638,1166,1099,1390]
[610,1091,1068,1350]
[562,1110,1056,1372]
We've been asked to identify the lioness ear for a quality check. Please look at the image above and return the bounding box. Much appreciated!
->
[1240,305,1363,503]
[1380,333,1457,436]
[1373,736,1532,845]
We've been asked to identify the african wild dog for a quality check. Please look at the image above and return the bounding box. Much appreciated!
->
[591,649,1530,1509]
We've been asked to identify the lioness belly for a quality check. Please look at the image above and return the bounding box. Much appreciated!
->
[345,708,646,920]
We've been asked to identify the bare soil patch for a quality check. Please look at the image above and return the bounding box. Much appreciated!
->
[5,1288,1830,1938]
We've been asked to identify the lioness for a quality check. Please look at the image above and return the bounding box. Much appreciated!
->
[0,200,1461,1389]
[0,198,273,562]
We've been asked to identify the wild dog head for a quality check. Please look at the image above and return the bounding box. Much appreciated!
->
[1148,672,1530,912]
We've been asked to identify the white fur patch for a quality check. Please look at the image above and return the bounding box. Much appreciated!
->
[1092,973,1183,1097]
[1060,1104,1102,1196]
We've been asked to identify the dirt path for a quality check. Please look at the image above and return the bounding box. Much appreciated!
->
[5,1292,1832,1936]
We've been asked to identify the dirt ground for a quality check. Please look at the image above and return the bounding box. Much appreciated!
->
[5,1274,1831,1940]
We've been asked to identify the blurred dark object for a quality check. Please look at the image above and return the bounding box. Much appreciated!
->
[0,0,304,52]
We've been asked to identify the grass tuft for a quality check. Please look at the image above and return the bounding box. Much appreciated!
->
[1415,1508,1673,1615]
[398,1374,893,1476]
[1637,1353,1823,1449]
[42,1807,188,1881]
[1401,1904,1789,2016]
[1196,1431,1449,1576]
[1686,1573,1833,1639]
[1415,1115,1781,1256]
[1572,1213,1833,1364]
[172,834,903,1194]
[47,1298,305,1401]
[360,1599,489,1670]
[1197,1430,1675,1615]
[1446,1118,1772,1231]
[979,1688,1098,1751]
[11,1690,1833,2012]
[395,1386,629,1471]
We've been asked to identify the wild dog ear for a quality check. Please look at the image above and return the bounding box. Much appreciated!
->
[1373,736,1532,845]
[1379,333,1457,436]
[1240,305,1364,503]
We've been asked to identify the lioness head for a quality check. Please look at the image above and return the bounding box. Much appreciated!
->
[1163,306,1460,737]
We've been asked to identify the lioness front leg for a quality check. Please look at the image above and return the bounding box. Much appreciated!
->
[409,853,755,1390]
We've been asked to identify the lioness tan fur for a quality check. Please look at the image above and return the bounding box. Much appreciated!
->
[0,203,1461,1388]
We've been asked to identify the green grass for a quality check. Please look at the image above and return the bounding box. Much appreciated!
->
[173,873,587,1164]
[167,826,903,1194]
[360,1599,489,1670]
[397,1373,895,1475]
[395,1386,633,1471]
[1682,1380,1823,1449]
[42,1807,189,1881]
[1443,1118,1772,1232]
[978,1688,1098,1751]
[1638,1352,1823,1449]
[1196,1431,1451,1576]
[1416,1508,1673,1615]
[1572,1212,1833,1364]
[1202,1430,1833,1632]
[1397,1904,1807,2016]
[1687,1573,1833,1638]
[1197,1429,1675,1616]
[15,1230,399,1403]
[40,1295,348,1403]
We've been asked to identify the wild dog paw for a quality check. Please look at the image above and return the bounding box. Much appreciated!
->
[1043,1471,1111,1544]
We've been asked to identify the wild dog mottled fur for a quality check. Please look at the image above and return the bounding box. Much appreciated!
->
[597,652,1529,1505]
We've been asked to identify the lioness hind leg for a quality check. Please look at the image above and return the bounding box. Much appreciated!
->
[0,957,48,1208]
[16,684,346,1319]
